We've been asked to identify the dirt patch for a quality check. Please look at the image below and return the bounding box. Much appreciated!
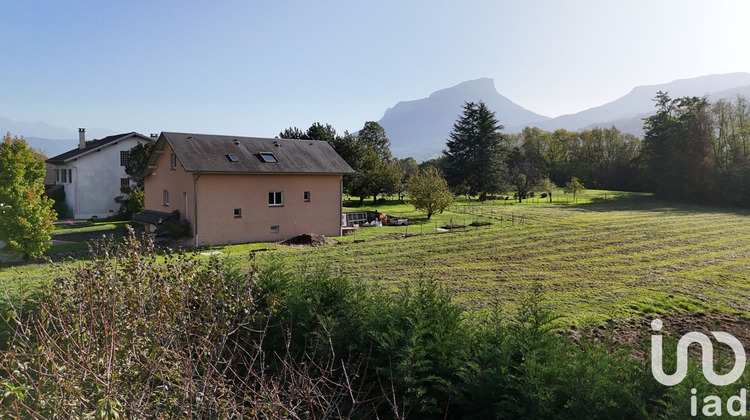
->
[572,312,750,351]
[281,233,333,247]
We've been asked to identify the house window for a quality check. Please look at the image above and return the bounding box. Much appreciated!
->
[304,191,310,202]
[120,151,131,167]
[120,178,130,189]
[234,208,242,218]
[170,153,178,169]
[163,190,170,206]
[259,152,278,163]
[270,225,280,233]
[227,154,239,162]
[57,169,72,184]
[268,191,283,206]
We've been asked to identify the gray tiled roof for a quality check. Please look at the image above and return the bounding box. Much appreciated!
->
[147,132,355,175]
[46,132,153,165]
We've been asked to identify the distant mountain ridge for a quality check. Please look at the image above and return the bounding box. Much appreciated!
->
[378,78,549,161]
[379,73,750,161]
[0,118,119,158]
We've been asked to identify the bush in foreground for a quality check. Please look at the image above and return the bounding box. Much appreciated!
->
[0,229,730,418]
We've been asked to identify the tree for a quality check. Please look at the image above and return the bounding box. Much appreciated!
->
[0,133,56,259]
[277,126,307,139]
[358,121,392,162]
[278,122,338,143]
[116,141,155,217]
[124,141,156,188]
[508,160,542,203]
[443,101,509,197]
[563,176,586,203]
[538,178,557,203]
[306,122,337,143]
[407,167,454,220]
[640,92,714,200]
[349,149,401,204]
[395,157,419,201]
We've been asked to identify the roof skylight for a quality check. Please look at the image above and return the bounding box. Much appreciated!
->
[259,152,278,163]
[227,154,239,162]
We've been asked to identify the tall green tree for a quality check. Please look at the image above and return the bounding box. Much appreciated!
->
[640,92,714,200]
[406,167,454,220]
[443,101,509,198]
[0,133,56,259]
[278,122,337,142]
[358,121,392,162]
[349,149,401,204]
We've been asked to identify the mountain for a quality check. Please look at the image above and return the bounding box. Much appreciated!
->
[381,73,750,160]
[378,78,549,161]
[0,117,121,158]
[576,82,750,136]
[23,137,79,158]
[512,72,750,135]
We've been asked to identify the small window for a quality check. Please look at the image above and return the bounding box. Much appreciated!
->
[234,208,241,218]
[259,152,278,163]
[163,190,170,206]
[270,225,280,233]
[170,153,178,169]
[227,154,239,162]
[268,191,283,206]
[303,191,310,202]
[120,151,131,167]
[120,178,130,188]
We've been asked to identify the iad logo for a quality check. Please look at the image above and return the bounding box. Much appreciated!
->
[651,318,746,386]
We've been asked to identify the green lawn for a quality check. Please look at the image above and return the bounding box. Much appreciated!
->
[4,190,750,326]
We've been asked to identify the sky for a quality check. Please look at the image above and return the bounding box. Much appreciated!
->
[2,0,750,139]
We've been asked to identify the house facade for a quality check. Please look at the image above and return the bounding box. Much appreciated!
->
[142,132,355,246]
[46,129,155,219]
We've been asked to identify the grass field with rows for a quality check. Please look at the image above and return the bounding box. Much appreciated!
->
[226,191,750,326]
[3,190,750,327]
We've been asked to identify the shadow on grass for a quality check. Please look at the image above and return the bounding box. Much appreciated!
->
[572,193,750,217]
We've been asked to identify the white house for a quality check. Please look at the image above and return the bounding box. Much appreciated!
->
[46,129,155,219]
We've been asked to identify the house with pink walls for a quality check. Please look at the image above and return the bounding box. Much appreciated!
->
[140,132,355,246]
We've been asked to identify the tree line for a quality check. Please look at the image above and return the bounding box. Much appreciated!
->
[286,92,750,209]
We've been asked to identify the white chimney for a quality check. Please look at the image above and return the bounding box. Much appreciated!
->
[78,128,86,149]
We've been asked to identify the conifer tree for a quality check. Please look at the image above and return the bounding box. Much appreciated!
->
[443,101,509,198]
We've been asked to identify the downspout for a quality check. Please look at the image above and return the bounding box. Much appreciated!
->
[193,173,201,247]
[339,176,344,236]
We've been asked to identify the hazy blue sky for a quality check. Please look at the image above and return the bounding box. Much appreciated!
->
[2,0,749,139]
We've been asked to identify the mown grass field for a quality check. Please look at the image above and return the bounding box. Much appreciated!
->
[222,190,750,326]
[3,190,750,327]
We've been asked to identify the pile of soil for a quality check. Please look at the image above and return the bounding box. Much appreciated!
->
[281,233,332,247]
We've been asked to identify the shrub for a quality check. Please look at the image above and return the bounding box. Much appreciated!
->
[46,186,72,220]
[0,231,704,418]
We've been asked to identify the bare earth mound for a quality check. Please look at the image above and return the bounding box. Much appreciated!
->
[281,233,332,247]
